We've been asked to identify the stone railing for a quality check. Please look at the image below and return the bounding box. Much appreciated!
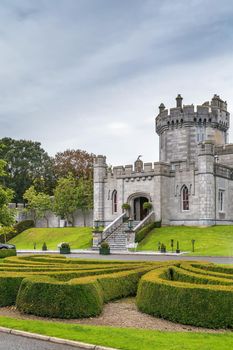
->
[133,211,155,233]
[102,212,126,240]
[92,212,126,249]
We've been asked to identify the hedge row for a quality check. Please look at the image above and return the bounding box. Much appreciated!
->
[16,267,153,318]
[135,222,157,243]
[0,254,157,316]
[136,264,233,328]
[0,249,17,259]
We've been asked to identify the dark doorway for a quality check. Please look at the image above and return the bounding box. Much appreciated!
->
[133,197,148,221]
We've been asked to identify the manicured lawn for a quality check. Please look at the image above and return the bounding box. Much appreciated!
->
[137,225,233,256]
[9,227,92,250]
[0,316,232,350]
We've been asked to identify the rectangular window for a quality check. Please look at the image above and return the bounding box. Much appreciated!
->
[218,190,224,212]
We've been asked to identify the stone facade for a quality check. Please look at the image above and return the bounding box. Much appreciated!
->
[94,94,233,226]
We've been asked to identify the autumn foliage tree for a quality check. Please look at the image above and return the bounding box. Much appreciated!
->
[53,149,95,180]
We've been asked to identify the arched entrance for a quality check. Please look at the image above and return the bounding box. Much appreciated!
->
[133,197,148,221]
[127,192,151,221]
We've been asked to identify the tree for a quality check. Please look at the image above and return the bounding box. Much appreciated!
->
[0,158,15,226]
[53,149,95,180]
[53,175,79,226]
[0,138,55,202]
[23,186,52,227]
[76,178,93,226]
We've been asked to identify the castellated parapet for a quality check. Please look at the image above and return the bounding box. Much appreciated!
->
[156,94,230,163]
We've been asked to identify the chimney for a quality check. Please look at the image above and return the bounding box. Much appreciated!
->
[176,94,183,108]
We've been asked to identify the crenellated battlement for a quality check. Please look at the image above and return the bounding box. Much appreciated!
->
[156,94,229,135]
[106,160,192,179]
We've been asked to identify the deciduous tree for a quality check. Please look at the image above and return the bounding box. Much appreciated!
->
[53,149,95,180]
[0,138,55,202]
[23,186,52,227]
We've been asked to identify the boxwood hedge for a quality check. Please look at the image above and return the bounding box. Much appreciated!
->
[0,249,16,258]
[136,263,233,328]
[1,255,233,327]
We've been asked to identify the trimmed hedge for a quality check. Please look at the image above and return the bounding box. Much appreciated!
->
[136,264,233,328]
[14,220,35,234]
[135,223,157,243]
[2,254,233,326]
[16,276,104,318]
[16,267,152,318]
[0,249,16,259]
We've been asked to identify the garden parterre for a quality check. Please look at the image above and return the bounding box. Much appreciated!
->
[0,255,233,328]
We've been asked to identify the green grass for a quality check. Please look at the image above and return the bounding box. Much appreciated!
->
[9,227,92,250]
[137,226,233,256]
[0,316,232,350]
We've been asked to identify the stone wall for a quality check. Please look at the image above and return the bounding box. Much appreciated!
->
[10,203,93,228]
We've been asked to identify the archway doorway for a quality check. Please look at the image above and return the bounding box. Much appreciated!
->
[133,197,148,221]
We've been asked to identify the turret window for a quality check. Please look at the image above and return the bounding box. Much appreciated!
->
[112,190,117,213]
[181,185,189,211]
[218,190,224,212]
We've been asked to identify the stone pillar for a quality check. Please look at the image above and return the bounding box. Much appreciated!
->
[197,142,215,225]
[94,155,107,222]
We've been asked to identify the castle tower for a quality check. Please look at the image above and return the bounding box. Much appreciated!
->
[94,155,107,222]
[155,94,230,163]
[197,142,215,225]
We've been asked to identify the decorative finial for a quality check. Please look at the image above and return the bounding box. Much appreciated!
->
[159,103,165,113]
[176,94,183,108]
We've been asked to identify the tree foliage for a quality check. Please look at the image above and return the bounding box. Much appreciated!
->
[23,186,52,227]
[0,157,15,226]
[53,149,95,180]
[0,138,55,202]
[53,175,78,226]
[53,175,93,226]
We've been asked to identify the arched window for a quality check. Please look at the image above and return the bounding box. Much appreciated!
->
[112,190,117,213]
[181,185,189,211]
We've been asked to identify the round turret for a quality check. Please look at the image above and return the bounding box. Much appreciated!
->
[155,95,230,163]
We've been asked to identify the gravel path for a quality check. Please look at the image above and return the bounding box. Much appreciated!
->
[0,298,231,334]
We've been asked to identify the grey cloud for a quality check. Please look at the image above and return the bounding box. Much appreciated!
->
[0,0,233,165]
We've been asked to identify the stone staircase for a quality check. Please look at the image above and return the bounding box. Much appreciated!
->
[93,211,155,251]
[105,221,140,250]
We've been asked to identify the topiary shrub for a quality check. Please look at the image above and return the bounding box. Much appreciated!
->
[42,242,47,251]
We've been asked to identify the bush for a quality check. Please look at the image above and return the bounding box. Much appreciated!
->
[154,220,162,228]
[143,202,153,211]
[136,264,233,328]
[100,241,109,249]
[135,222,157,243]
[0,249,17,259]
[14,220,35,234]
[122,203,131,210]
[42,242,47,251]
[59,242,70,249]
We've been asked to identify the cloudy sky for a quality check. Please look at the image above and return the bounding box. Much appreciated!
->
[0,0,233,165]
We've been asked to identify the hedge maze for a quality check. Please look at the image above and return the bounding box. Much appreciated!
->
[0,255,233,328]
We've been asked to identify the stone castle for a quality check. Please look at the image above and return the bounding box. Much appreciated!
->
[94,94,233,227]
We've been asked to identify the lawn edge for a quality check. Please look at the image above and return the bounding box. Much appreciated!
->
[0,326,118,350]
